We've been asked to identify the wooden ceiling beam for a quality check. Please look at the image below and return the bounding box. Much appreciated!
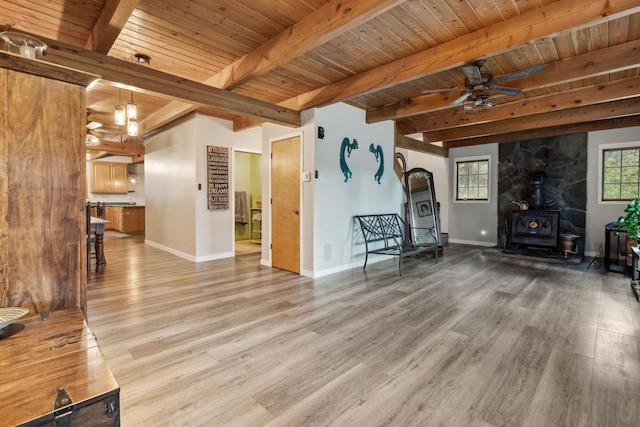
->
[86,0,139,54]
[397,76,640,135]
[24,33,300,127]
[395,135,448,158]
[0,51,99,87]
[141,102,199,136]
[373,39,640,124]
[143,0,402,133]
[281,0,640,111]
[86,140,145,155]
[442,115,640,148]
[87,151,110,160]
[424,98,640,142]
[212,0,405,90]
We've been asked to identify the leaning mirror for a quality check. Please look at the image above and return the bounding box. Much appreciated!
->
[404,167,440,248]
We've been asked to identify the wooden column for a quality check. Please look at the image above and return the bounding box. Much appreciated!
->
[0,52,99,316]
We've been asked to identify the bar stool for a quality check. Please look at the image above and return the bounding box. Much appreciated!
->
[86,202,93,276]
[87,202,107,275]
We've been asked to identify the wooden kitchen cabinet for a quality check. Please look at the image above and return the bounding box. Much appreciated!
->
[90,161,128,193]
[90,205,114,231]
[104,205,114,231]
[111,206,145,233]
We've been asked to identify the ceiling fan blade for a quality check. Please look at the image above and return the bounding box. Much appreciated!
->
[462,65,483,85]
[492,63,546,85]
[490,86,522,96]
[451,91,472,106]
[421,87,458,93]
[86,121,103,130]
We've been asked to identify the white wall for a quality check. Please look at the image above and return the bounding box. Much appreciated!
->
[261,104,400,277]
[194,116,262,260]
[313,103,401,276]
[586,126,640,256]
[446,126,640,255]
[144,114,261,262]
[145,117,198,259]
[143,109,637,271]
[447,144,499,246]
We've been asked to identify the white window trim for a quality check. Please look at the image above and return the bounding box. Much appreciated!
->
[453,155,491,204]
[598,141,640,205]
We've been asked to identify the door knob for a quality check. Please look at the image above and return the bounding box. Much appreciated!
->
[293,210,299,215]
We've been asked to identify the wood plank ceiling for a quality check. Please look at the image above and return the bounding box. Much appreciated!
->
[1,0,639,157]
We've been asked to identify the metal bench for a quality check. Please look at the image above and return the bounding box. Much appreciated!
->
[355,213,438,276]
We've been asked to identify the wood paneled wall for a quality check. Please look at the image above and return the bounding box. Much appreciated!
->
[0,63,90,315]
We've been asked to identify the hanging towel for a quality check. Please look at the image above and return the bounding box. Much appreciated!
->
[235,191,248,224]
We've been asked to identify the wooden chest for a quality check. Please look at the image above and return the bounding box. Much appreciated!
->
[0,309,120,426]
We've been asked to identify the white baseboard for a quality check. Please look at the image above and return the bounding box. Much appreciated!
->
[144,239,233,263]
[448,238,497,247]
[311,254,394,278]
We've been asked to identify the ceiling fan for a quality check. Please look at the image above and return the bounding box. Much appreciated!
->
[423,60,546,113]
[85,110,102,146]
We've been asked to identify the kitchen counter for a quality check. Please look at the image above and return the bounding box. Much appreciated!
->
[88,202,143,206]
[111,205,145,233]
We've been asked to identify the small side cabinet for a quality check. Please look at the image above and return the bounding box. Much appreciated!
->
[0,309,120,427]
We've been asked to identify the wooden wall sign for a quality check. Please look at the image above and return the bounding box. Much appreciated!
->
[207,145,229,210]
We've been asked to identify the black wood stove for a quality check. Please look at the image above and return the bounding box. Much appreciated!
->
[509,171,561,251]
[511,209,560,250]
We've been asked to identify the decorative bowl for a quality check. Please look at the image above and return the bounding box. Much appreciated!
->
[0,307,29,335]
[0,31,47,59]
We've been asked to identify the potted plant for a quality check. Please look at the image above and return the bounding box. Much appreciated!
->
[617,198,640,243]
[616,198,640,301]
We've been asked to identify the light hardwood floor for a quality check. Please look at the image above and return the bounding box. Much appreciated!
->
[87,236,640,426]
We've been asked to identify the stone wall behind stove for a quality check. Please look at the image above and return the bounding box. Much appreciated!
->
[497,133,587,253]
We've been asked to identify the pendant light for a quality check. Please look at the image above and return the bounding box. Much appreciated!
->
[127,118,139,136]
[127,91,138,121]
[114,88,126,126]
[124,90,138,136]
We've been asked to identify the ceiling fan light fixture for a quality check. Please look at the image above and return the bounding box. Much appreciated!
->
[462,92,495,115]
[85,134,99,146]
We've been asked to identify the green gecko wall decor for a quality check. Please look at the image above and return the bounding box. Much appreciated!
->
[339,137,359,182]
[369,143,384,184]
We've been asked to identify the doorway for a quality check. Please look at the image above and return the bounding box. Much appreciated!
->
[271,135,301,273]
[233,150,262,256]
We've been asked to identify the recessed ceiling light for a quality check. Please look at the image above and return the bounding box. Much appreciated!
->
[134,53,151,65]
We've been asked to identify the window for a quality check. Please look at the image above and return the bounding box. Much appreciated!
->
[602,147,640,201]
[455,157,489,201]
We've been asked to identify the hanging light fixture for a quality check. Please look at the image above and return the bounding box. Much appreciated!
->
[127,118,139,136]
[120,90,138,136]
[127,91,138,121]
[114,88,126,125]
[461,91,496,115]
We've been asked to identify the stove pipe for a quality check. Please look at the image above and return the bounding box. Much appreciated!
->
[530,172,545,210]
